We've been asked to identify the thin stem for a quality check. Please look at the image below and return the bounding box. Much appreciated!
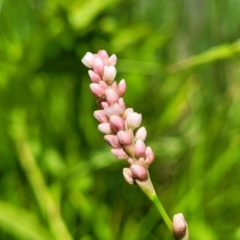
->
[151,194,172,232]
[136,173,173,233]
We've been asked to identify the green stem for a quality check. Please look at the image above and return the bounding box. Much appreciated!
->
[136,173,173,233]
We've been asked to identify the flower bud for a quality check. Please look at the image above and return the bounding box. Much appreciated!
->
[97,100,109,109]
[173,213,188,240]
[82,52,95,68]
[90,83,105,98]
[123,168,134,185]
[109,115,125,133]
[135,127,147,141]
[98,123,112,134]
[145,146,155,166]
[134,139,146,158]
[104,135,121,148]
[88,70,101,83]
[97,50,109,61]
[130,164,148,181]
[117,79,126,97]
[93,110,108,123]
[111,148,127,160]
[107,54,117,66]
[126,111,142,129]
[117,130,133,145]
[118,98,126,109]
[93,57,104,75]
[104,103,124,117]
[103,66,117,84]
[105,88,119,106]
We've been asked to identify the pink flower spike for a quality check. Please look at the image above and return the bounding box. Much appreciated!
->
[117,130,133,145]
[90,83,105,98]
[88,70,101,83]
[123,168,134,185]
[103,66,117,84]
[93,57,104,75]
[104,135,121,148]
[134,139,146,158]
[107,54,117,66]
[111,148,127,160]
[126,111,142,129]
[117,79,126,97]
[109,115,125,133]
[105,88,119,106]
[82,52,95,68]
[104,103,124,117]
[130,164,148,181]
[98,123,112,134]
[145,146,155,166]
[135,127,147,141]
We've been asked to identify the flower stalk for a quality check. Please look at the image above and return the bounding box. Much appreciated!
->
[82,50,189,240]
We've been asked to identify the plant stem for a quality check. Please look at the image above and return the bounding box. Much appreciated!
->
[136,174,173,233]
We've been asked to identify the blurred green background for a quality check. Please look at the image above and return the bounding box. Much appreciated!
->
[1,0,240,239]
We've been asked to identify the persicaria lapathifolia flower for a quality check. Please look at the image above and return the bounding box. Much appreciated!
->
[82,50,155,184]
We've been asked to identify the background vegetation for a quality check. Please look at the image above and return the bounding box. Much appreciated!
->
[1,0,240,239]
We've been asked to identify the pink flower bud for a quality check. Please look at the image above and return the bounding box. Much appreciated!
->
[97,100,109,109]
[145,146,155,166]
[118,98,126,109]
[103,66,117,84]
[82,52,95,68]
[90,83,105,98]
[134,139,146,158]
[104,103,124,117]
[117,79,126,97]
[97,50,109,61]
[130,164,148,181]
[93,110,108,123]
[117,130,133,145]
[105,88,119,106]
[104,135,121,148]
[107,54,117,66]
[173,213,188,240]
[93,57,104,75]
[126,111,142,129]
[98,80,108,88]
[98,123,112,134]
[123,168,134,185]
[109,115,125,133]
[88,70,101,83]
[135,127,147,141]
[111,148,127,159]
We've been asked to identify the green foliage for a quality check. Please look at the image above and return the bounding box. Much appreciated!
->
[1,0,240,239]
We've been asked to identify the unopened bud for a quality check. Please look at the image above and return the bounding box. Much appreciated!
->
[103,66,117,84]
[123,168,134,184]
[90,83,105,98]
[134,139,146,158]
[104,135,121,148]
[82,52,95,68]
[93,57,104,75]
[145,146,155,166]
[98,123,112,134]
[107,54,117,66]
[111,148,127,160]
[135,127,147,141]
[173,213,188,240]
[105,88,119,106]
[94,110,108,123]
[88,70,101,83]
[117,79,126,97]
[117,130,133,145]
[109,115,125,133]
[130,164,148,181]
